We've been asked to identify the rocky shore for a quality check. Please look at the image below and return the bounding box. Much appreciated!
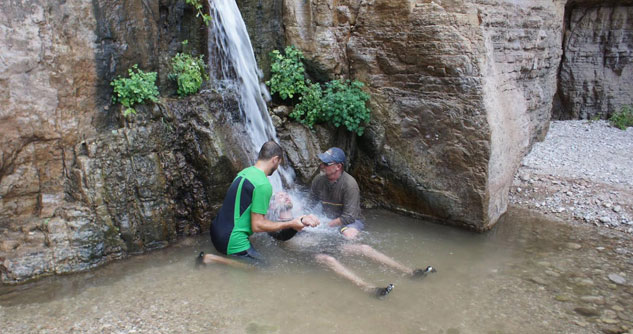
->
[510,120,633,235]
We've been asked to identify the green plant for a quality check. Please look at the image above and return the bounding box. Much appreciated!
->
[186,0,211,26]
[111,64,160,117]
[290,81,324,128]
[169,41,208,96]
[268,45,372,136]
[321,80,371,136]
[609,105,633,130]
[266,46,307,100]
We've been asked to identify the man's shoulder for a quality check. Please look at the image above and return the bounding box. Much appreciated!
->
[240,166,269,185]
[341,172,359,186]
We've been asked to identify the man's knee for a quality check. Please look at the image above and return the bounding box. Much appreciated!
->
[340,243,372,255]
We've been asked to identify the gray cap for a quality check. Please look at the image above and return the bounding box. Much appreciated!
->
[318,147,346,164]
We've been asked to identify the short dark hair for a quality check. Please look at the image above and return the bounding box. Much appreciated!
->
[257,140,283,161]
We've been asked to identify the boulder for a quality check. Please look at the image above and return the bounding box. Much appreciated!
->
[282,0,564,230]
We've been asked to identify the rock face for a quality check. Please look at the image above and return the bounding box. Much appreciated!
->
[555,2,633,119]
[236,0,285,80]
[283,0,564,230]
[0,89,251,283]
[0,0,241,283]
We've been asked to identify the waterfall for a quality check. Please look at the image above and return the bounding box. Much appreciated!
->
[207,0,295,191]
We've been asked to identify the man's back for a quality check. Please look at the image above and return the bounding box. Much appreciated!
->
[211,166,272,255]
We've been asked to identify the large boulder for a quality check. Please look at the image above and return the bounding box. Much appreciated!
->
[282,0,564,230]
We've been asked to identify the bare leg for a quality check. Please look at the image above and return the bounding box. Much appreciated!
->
[340,244,414,275]
[314,254,375,292]
[202,253,253,270]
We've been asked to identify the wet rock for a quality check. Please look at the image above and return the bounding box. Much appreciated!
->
[555,294,573,302]
[580,296,606,305]
[608,274,627,285]
[575,307,600,317]
[566,242,582,250]
[601,326,624,334]
[271,105,291,117]
[0,240,20,252]
[577,278,595,287]
[529,276,549,286]
[270,114,283,128]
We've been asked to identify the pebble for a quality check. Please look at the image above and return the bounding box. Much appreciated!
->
[574,307,600,317]
[529,276,548,286]
[580,295,605,304]
[613,205,622,213]
[566,242,582,250]
[608,274,626,285]
[555,294,573,302]
[600,217,612,224]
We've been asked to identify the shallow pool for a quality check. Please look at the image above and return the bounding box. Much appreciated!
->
[1,208,631,334]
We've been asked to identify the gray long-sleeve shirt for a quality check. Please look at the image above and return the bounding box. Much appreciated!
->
[310,171,364,225]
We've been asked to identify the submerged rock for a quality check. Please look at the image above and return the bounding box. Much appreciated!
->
[608,274,627,285]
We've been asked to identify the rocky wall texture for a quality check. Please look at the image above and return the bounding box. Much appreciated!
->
[0,0,239,284]
[555,3,633,119]
[236,0,285,80]
[282,0,564,230]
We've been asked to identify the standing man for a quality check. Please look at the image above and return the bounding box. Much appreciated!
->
[311,147,364,239]
[202,141,308,265]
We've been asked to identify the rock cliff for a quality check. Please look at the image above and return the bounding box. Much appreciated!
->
[555,2,633,119]
[0,0,244,283]
[282,0,564,230]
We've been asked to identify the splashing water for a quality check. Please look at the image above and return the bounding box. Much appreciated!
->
[207,0,295,191]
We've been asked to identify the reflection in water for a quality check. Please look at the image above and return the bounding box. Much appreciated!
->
[1,208,632,334]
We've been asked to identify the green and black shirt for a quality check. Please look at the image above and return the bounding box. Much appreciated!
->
[210,166,272,255]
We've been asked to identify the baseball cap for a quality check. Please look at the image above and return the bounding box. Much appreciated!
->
[318,147,346,164]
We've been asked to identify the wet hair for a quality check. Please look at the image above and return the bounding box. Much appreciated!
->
[257,140,283,161]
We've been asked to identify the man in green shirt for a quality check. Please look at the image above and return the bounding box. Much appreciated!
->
[201,141,313,265]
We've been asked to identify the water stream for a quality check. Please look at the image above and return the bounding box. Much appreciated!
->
[207,0,294,191]
[1,208,631,333]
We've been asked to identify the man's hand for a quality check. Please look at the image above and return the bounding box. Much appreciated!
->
[300,214,320,227]
[289,217,305,231]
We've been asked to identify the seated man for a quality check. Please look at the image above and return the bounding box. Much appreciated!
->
[267,191,436,298]
[310,147,364,239]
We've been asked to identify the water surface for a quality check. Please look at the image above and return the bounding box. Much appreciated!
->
[1,208,631,334]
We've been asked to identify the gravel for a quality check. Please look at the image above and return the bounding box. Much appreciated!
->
[510,120,633,233]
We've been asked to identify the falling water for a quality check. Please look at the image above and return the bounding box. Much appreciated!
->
[207,0,295,191]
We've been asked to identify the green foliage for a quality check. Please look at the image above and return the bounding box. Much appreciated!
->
[110,64,160,117]
[268,45,372,136]
[169,41,208,96]
[322,80,371,136]
[609,105,633,130]
[290,81,324,128]
[186,0,211,26]
[267,46,306,100]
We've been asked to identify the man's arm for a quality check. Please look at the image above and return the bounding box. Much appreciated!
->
[251,213,304,233]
